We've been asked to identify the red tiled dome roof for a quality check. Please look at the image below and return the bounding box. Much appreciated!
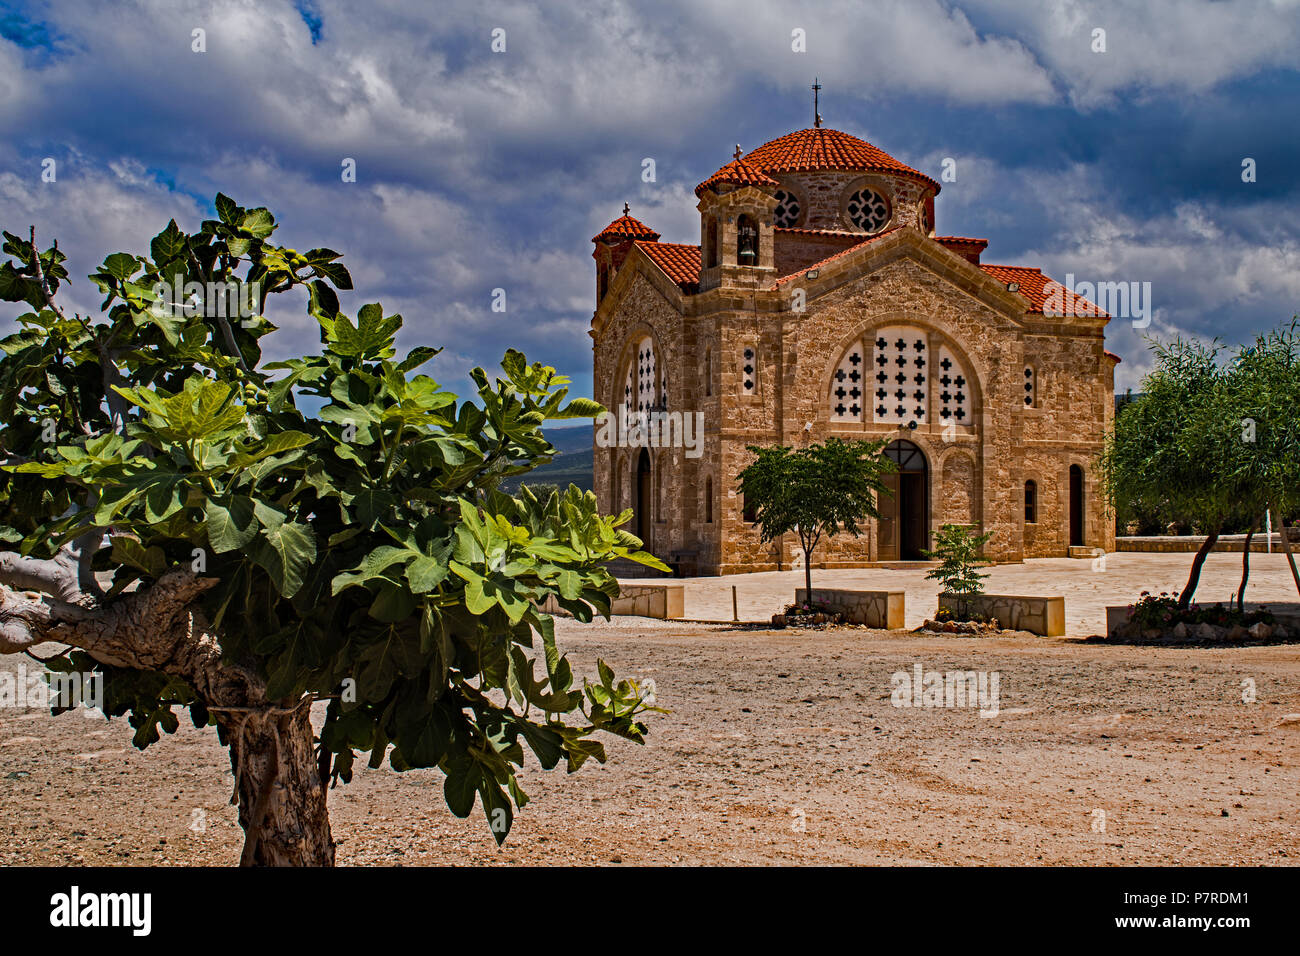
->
[592,206,660,244]
[743,127,939,193]
[694,155,780,198]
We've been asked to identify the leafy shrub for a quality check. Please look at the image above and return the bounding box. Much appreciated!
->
[923,524,993,620]
[1127,591,1274,631]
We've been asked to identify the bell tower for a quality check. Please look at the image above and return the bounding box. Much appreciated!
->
[591,204,659,306]
[695,146,779,293]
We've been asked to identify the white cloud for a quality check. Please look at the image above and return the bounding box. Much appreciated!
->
[0,162,202,318]
[972,0,1300,106]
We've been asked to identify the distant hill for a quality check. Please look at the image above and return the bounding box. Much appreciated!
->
[500,425,594,492]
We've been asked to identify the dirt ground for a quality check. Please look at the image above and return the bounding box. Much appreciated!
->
[2,617,1298,866]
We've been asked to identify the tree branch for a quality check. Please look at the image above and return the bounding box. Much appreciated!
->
[0,569,263,708]
[0,547,93,608]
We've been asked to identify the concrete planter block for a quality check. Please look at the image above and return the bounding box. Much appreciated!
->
[795,588,905,629]
[1105,606,1131,636]
[537,583,684,620]
[940,593,1065,636]
[1106,602,1300,638]
[610,583,684,619]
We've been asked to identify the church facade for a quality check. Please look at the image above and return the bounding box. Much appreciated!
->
[589,122,1117,574]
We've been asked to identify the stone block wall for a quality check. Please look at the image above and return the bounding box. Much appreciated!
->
[796,587,906,629]
[939,593,1065,636]
[1117,533,1300,553]
[538,583,684,620]
[1106,602,1300,637]
[774,229,860,277]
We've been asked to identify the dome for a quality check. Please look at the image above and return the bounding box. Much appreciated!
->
[743,127,939,193]
[592,205,660,244]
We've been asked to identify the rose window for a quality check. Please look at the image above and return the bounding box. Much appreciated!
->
[846,188,890,233]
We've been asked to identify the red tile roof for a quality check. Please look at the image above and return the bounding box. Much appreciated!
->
[774,226,903,286]
[592,209,660,244]
[695,155,780,197]
[979,264,1109,318]
[634,240,700,291]
[744,127,939,192]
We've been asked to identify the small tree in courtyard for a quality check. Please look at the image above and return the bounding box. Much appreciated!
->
[1100,338,1242,609]
[1223,322,1300,599]
[1102,330,1300,609]
[923,524,993,620]
[736,437,894,596]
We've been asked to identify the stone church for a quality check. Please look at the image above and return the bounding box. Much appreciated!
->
[589,119,1117,575]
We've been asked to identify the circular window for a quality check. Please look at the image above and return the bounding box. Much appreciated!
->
[773,189,801,228]
[846,187,891,233]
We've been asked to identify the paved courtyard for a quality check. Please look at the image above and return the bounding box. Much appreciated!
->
[653,551,1300,636]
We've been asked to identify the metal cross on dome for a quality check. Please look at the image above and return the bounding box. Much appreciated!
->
[812,78,822,128]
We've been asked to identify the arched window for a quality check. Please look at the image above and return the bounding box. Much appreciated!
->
[623,334,661,414]
[737,215,758,266]
[742,492,757,523]
[704,476,713,524]
[1024,480,1037,523]
[831,326,975,428]
[597,265,609,303]
[706,218,719,268]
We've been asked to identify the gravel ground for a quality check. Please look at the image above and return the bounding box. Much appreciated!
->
[2,617,1298,866]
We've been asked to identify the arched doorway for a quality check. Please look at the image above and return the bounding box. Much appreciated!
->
[1069,464,1084,547]
[635,449,652,544]
[880,440,929,560]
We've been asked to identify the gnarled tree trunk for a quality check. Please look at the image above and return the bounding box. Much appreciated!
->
[225,706,335,867]
[0,564,335,866]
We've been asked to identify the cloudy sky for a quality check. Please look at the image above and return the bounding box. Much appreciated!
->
[2,0,1298,397]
